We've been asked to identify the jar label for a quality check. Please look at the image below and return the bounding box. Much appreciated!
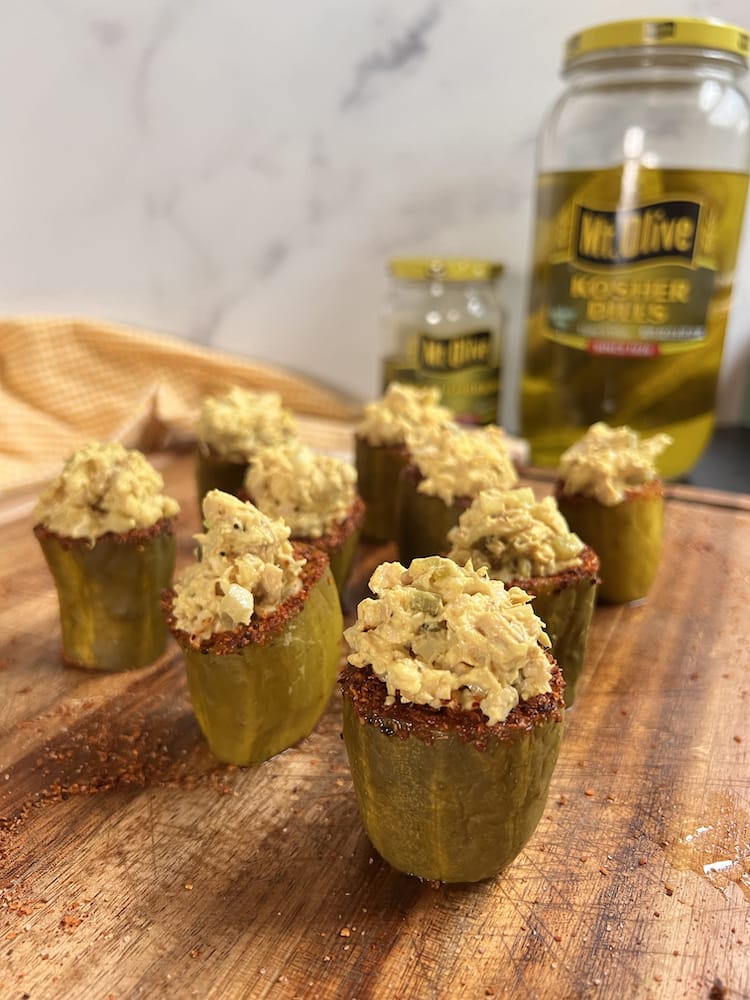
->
[537,167,748,358]
[521,165,749,477]
[383,340,499,426]
[418,330,493,371]
[573,198,700,265]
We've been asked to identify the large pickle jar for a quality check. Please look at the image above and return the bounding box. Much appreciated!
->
[383,257,504,425]
[521,18,750,479]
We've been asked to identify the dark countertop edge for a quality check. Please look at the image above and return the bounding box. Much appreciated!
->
[683,426,750,494]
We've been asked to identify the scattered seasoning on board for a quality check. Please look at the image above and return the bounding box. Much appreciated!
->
[0,660,241,948]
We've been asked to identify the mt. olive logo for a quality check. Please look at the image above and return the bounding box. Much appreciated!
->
[574,199,701,265]
[418,331,492,371]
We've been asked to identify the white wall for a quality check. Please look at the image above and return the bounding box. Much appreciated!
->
[1,0,749,430]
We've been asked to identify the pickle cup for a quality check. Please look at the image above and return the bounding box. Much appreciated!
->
[195,387,298,509]
[164,545,342,766]
[396,464,470,562]
[509,546,599,706]
[312,497,365,594]
[353,382,455,544]
[554,422,670,604]
[196,447,248,504]
[395,423,518,563]
[445,487,600,707]
[354,436,409,544]
[242,439,366,595]
[34,520,177,671]
[556,482,664,605]
[341,555,565,883]
[340,661,565,883]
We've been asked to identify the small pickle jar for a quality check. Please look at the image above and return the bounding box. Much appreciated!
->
[521,17,750,480]
[383,257,504,425]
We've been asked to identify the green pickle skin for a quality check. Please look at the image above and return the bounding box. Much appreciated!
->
[341,665,565,883]
[177,563,343,766]
[556,483,664,605]
[396,466,469,563]
[324,525,361,594]
[511,551,599,707]
[295,517,362,596]
[35,523,176,671]
[196,449,248,506]
[355,436,409,544]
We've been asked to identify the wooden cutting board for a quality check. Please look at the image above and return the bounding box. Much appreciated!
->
[1,447,749,1000]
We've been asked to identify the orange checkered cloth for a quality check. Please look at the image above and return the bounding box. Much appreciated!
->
[0,317,361,495]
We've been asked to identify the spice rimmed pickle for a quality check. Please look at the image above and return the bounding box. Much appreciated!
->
[555,422,671,604]
[341,557,564,883]
[396,423,518,563]
[447,487,599,705]
[195,387,297,504]
[164,490,342,766]
[355,383,453,543]
[243,440,364,593]
[33,441,179,671]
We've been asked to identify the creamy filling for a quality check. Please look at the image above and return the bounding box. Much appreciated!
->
[33,441,179,539]
[344,556,552,725]
[447,487,584,581]
[356,382,453,447]
[170,490,303,642]
[197,386,297,462]
[244,441,357,539]
[558,421,673,506]
[408,424,518,505]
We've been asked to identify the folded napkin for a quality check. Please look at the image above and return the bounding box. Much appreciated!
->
[0,317,360,495]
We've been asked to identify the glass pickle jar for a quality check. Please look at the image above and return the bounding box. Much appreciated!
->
[383,257,504,425]
[521,17,750,479]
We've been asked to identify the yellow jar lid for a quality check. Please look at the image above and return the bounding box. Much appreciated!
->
[564,17,749,69]
[387,257,504,282]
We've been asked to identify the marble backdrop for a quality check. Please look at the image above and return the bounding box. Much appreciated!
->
[1,0,749,430]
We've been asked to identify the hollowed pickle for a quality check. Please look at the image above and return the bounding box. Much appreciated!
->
[340,661,565,883]
[196,447,248,507]
[396,463,470,563]
[354,436,409,543]
[314,496,365,593]
[555,480,664,604]
[164,546,342,766]
[509,546,600,706]
[34,519,176,671]
[240,492,366,596]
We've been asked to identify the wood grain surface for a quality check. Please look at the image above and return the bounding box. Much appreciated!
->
[1,449,749,1000]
